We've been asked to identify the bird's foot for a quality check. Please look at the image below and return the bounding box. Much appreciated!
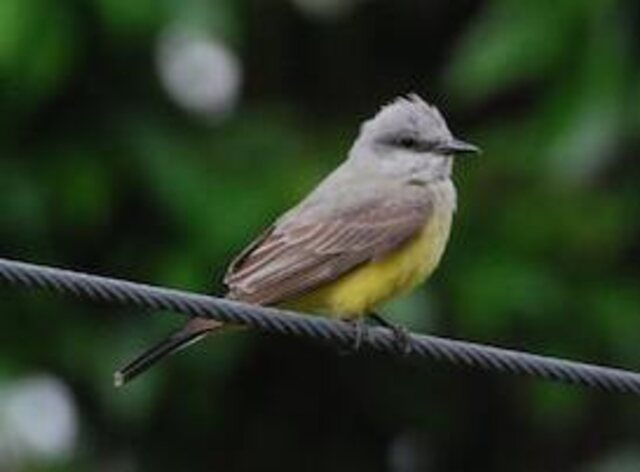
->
[390,324,412,355]
[345,318,370,351]
[370,312,412,355]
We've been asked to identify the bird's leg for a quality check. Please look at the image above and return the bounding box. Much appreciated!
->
[343,317,370,351]
[369,312,412,355]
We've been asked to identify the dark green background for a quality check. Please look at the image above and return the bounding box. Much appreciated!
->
[1,0,639,470]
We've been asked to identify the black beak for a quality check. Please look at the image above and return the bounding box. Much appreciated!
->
[437,138,481,156]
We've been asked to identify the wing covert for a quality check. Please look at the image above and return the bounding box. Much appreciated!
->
[224,198,432,305]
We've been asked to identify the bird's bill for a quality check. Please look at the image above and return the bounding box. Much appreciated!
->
[437,138,481,156]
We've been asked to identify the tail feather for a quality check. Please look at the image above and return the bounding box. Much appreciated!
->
[114,318,224,387]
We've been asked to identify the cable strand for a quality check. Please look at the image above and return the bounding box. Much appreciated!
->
[0,257,639,394]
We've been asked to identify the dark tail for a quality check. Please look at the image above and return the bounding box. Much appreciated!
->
[114,318,224,387]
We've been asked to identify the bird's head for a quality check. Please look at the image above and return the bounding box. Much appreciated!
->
[350,94,479,180]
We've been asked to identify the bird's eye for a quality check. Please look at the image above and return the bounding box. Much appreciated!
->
[397,136,418,149]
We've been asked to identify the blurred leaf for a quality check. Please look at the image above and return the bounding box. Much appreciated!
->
[542,10,629,183]
[586,283,640,362]
[46,149,113,231]
[529,383,588,430]
[453,253,565,336]
[448,0,586,102]
[165,0,243,45]
[94,0,163,37]
[0,159,48,238]
[0,0,76,106]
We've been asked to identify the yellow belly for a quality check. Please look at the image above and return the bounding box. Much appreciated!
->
[285,209,453,319]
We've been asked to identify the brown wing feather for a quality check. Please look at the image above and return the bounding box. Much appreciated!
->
[224,198,433,305]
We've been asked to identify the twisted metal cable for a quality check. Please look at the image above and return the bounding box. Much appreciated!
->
[0,257,639,394]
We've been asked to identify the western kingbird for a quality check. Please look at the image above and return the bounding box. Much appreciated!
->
[115,94,479,386]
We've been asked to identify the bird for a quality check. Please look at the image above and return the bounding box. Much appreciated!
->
[114,94,479,386]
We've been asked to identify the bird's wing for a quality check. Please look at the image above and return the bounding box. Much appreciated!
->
[224,196,433,305]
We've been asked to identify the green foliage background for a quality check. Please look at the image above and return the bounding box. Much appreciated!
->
[0,0,639,470]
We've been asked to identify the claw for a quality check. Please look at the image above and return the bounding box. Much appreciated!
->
[369,312,412,355]
[390,324,412,355]
[340,318,370,351]
[351,318,369,350]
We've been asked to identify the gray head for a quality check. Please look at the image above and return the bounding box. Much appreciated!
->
[349,94,479,180]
